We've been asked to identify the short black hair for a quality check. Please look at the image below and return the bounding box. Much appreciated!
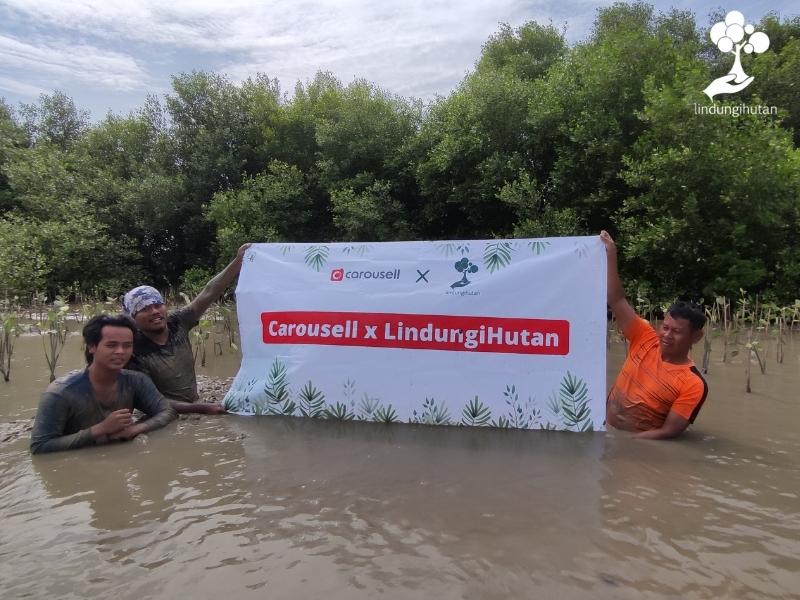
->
[83,314,137,364]
[667,301,706,331]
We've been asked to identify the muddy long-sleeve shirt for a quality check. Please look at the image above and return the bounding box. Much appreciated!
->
[30,369,177,454]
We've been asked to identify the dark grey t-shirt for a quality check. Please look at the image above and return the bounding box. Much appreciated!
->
[129,306,200,402]
[30,369,176,454]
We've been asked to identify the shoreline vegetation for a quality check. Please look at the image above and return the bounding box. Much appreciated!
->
[0,2,798,308]
[0,292,797,389]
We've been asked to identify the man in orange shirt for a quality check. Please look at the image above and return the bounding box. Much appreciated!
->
[601,231,708,439]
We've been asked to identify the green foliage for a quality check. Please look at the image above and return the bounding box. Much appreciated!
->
[0,216,47,298]
[18,91,89,150]
[38,304,70,382]
[0,5,798,302]
[331,180,412,241]
[0,312,19,381]
[224,377,259,413]
[461,396,492,426]
[304,245,329,271]
[490,416,512,429]
[180,266,215,297]
[412,397,452,425]
[373,404,399,423]
[324,401,354,421]
[297,380,326,418]
[528,240,551,255]
[356,393,381,420]
[477,22,567,81]
[264,358,296,416]
[618,67,800,300]
[483,241,514,273]
[558,372,594,432]
[502,384,537,429]
[206,160,314,258]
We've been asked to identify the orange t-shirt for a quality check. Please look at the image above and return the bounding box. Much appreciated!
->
[607,318,708,432]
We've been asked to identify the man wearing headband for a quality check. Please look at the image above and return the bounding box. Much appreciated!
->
[124,244,251,414]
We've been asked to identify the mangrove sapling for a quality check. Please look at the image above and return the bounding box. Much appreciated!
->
[0,313,19,382]
[191,318,212,367]
[701,336,711,373]
[717,296,732,363]
[39,305,70,382]
[219,303,237,350]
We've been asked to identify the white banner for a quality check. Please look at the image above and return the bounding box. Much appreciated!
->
[225,237,607,431]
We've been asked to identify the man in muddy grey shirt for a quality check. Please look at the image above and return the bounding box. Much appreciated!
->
[31,315,176,454]
[124,243,251,414]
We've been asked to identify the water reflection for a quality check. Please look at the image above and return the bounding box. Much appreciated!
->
[228,417,608,598]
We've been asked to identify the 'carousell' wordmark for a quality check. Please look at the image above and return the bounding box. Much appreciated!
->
[704,10,769,101]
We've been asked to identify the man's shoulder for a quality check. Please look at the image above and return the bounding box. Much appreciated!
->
[47,369,89,393]
[683,364,708,391]
[168,306,198,331]
[623,317,658,351]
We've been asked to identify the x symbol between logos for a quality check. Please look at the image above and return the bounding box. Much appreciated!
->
[416,269,430,283]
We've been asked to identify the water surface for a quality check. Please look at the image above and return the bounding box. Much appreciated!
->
[1,333,798,599]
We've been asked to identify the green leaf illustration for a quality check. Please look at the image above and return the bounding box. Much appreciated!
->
[437,242,471,257]
[342,244,372,256]
[297,380,326,418]
[558,371,593,432]
[461,395,491,426]
[324,401,354,421]
[373,405,399,423]
[252,396,270,416]
[223,376,258,412]
[483,241,514,273]
[503,384,535,429]
[411,397,452,425]
[357,393,381,420]
[528,240,551,255]
[304,245,329,271]
[343,378,357,403]
[490,416,511,429]
[264,358,295,416]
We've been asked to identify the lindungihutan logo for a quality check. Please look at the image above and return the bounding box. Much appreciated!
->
[450,257,478,289]
[704,10,770,101]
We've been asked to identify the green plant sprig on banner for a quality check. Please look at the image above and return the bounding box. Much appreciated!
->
[483,241,515,273]
[304,245,329,272]
[265,358,296,416]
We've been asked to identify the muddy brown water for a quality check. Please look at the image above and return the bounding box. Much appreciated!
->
[1,332,798,599]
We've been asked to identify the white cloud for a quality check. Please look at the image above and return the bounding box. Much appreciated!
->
[2,0,791,117]
[0,34,150,91]
[0,75,46,98]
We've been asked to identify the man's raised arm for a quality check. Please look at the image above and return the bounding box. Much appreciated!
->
[189,243,252,320]
[600,231,637,334]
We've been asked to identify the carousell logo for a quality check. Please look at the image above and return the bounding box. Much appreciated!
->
[329,267,401,282]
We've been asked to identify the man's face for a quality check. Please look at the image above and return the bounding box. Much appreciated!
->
[88,325,134,370]
[133,303,168,334]
[658,314,703,362]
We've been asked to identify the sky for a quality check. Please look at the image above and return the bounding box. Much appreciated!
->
[0,0,796,121]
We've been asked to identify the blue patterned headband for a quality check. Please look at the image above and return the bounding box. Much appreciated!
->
[123,285,164,316]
